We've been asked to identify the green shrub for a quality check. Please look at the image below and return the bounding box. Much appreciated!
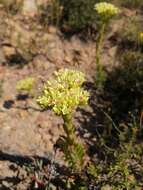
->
[120,16,142,47]
[39,0,62,26]
[59,0,101,31]
[86,115,143,190]
[39,0,115,31]
[104,50,143,120]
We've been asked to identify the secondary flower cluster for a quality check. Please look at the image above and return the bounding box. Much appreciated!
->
[37,69,89,115]
[16,77,35,92]
[139,32,143,43]
[95,2,120,22]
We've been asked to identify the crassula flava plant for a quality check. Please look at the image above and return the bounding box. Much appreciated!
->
[94,2,120,89]
[37,69,89,171]
[95,2,119,22]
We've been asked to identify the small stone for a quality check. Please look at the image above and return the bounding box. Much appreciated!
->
[2,181,10,187]
[83,133,91,138]
[108,46,117,57]
[2,46,16,57]
[18,167,27,180]
[101,185,112,190]
[64,55,72,63]
[48,26,57,34]
[22,0,38,16]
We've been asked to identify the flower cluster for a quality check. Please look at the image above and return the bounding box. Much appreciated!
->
[16,77,35,92]
[37,69,89,115]
[139,32,143,43]
[95,2,120,22]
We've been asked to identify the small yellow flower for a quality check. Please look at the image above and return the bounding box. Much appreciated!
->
[95,2,120,21]
[139,32,143,42]
[16,77,35,93]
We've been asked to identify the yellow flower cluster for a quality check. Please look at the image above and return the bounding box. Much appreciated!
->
[37,69,89,115]
[16,77,35,92]
[95,2,119,21]
[139,32,143,42]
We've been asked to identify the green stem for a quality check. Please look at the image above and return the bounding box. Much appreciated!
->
[96,22,106,74]
[62,114,85,171]
[62,114,75,145]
